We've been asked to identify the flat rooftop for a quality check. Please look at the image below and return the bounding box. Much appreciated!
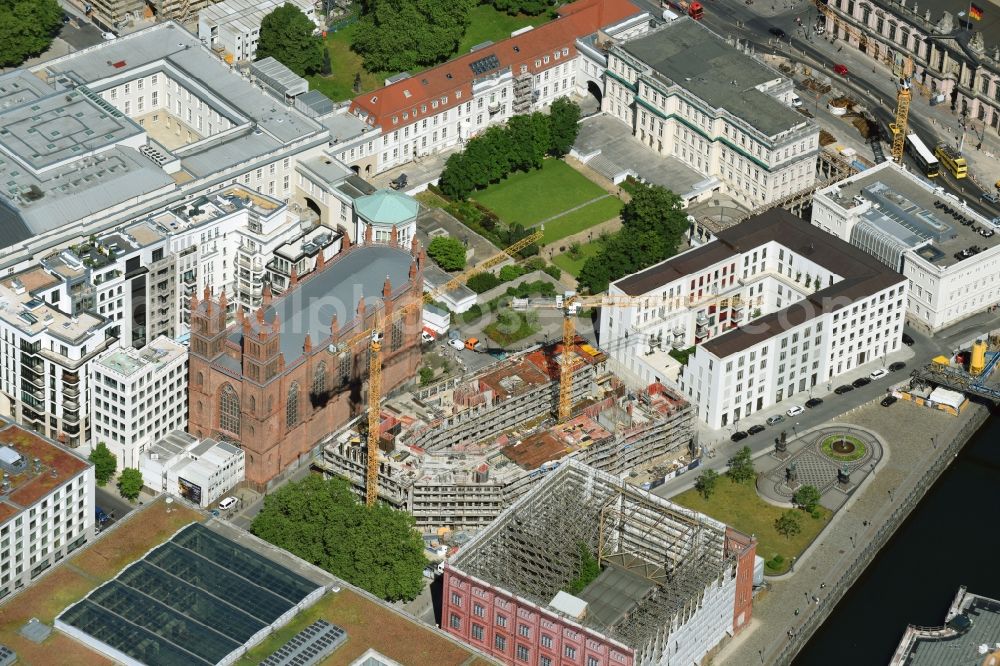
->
[0,424,91,524]
[820,162,1000,268]
[97,336,186,378]
[895,590,1000,666]
[0,271,105,343]
[620,19,807,137]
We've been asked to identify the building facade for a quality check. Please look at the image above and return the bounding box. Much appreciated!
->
[90,336,187,469]
[603,20,819,208]
[812,160,1000,332]
[187,237,425,489]
[140,430,244,507]
[822,0,1000,134]
[0,422,94,601]
[600,210,908,428]
[342,0,651,177]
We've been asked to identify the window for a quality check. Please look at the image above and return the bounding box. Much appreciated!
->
[286,382,299,428]
[565,646,577,659]
[451,592,462,606]
[474,604,485,617]
[541,634,553,648]
[219,384,240,434]
[541,658,552,666]
[588,658,599,666]
[313,362,326,396]
[450,614,461,629]
[496,614,507,628]
[495,635,507,651]
[518,624,530,637]
[516,644,530,661]
[472,624,484,640]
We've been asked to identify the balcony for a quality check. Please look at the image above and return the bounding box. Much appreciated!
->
[62,385,79,399]
[63,399,79,411]
[21,407,44,424]
[695,312,708,326]
[63,410,81,425]
[63,371,80,385]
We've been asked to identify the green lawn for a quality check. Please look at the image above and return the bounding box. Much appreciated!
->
[309,8,550,102]
[672,477,831,575]
[458,6,553,55]
[540,196,622,243]
[552,240,603,276]
[473,160,610,227]
[485,311,539,347]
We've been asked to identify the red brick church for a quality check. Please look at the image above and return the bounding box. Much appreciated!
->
[187,235,425,488]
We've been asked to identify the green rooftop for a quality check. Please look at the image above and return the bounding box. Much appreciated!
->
[354,189,418,227]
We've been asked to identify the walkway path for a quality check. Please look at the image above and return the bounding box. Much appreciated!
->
[712,398,987,664]
[531,194,612,228]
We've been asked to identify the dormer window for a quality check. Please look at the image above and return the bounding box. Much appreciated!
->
[403,89,412,98]
[371,96,378,103]
[392,116,398,124]
[421,104,426,112]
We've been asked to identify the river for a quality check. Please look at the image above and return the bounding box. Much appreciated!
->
[794,409,1000,664]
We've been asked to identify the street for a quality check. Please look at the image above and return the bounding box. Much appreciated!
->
[94,486,134,531]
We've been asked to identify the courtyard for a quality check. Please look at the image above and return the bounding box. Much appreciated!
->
[472,159,622,244]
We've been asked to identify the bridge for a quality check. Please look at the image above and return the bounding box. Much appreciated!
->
[912,351,1000,402]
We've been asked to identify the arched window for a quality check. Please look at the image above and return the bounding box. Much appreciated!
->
[286,382,299,428]
[313,362,327,395]
[219,384,240,435]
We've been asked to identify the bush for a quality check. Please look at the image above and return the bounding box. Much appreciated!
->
[419,367,434,385]
[466,272,502,294]
[542,264,561,280]
[460,304,483,324]
[427,236,467,271]
[499,264,528,282]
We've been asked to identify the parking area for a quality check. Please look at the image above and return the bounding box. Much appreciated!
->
[573,115,711,197]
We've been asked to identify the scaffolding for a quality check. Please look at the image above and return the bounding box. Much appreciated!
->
[451,461,735,653]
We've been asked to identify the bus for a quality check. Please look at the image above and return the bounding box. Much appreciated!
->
[905,133,939,177]
[935,143,968,179]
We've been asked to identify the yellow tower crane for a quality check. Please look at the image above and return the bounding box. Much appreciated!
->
[339,230,543,505]
[890,66,913,164]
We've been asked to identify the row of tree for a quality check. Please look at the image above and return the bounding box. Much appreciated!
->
[251,475,427,601]
[0,0,63,68]
[576,183,689,293]
[353,0,474,73]
[256,4,329,77]
[439,98,581,200]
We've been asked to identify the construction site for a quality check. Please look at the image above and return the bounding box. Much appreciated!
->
[315,339,697,531]
[441,460,757,666]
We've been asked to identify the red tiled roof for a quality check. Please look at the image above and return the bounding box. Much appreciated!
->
[349,0,641,129]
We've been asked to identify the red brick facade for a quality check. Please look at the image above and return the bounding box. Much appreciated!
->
[187,240,424,488]
[726,528,757,634]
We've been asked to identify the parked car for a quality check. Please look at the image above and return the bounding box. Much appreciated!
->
[731,431,749,442]
[390,173,408,190]
[833,63,849,76]
[101,31,117,41]
[95,507,109,524]
[852,377,872,388]
[881,395,898,407]
[834,384,854,395]
[769,27,787,38]
[870,368,889,380]
[748,424,766,435]
[981,192,1000,205]
[790,94,803,108]
[420,331,435,344]
[218,497,238,511]
[889,361,907,372]
[901,333,915,346]
[786,405,804,417]
[447,338,465,351]
[766,414,785,426]
[805,397,824,408]
[464,337,481,351]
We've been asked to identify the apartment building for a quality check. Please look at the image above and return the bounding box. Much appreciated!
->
[140,430,244,507]
[71,0,145,32]
[318,342,697,531]
[90,336,187,469]
[600,209,908,428]
[821,0,1000,134]
[812,161,1000,333]
[198,0,321,63]
[342,0,650,177]
[603,19,819,208]
[0,422,95,601]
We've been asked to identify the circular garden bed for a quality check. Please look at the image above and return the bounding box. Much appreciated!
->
[820,434,867,462]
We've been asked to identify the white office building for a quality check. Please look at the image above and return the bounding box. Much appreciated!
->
[600,210,908,428]
[0,421,95,601]
[90,336,188,468]
[198,0,321,63]
[603,19,819,208]
[141,431,244,507]
[811,160,1000,333]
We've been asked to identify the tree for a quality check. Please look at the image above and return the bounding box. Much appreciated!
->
[256,4,325,76]
[0,0,62,68]
[251,475,427,601]
[418,367,434,385]
[321,47,333,76]
[775,510,802,539]
[352,0,473,73]
[89,443,117,487]
[427,237,467,271]
[566,542,600,594]
[117,468,143,501]
[466,272,502,293]
[506,113,550,171]
[439,153,475,200]
[793,485,822,513]
[499,264,527,282]
[727,446,756,484]
[548,97,582,156]
[488,0,555,16]
[694,469,720,499]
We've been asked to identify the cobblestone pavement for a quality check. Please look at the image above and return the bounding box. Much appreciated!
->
[713,399,987,665]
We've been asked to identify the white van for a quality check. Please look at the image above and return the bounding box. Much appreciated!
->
[790,94,803,108]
